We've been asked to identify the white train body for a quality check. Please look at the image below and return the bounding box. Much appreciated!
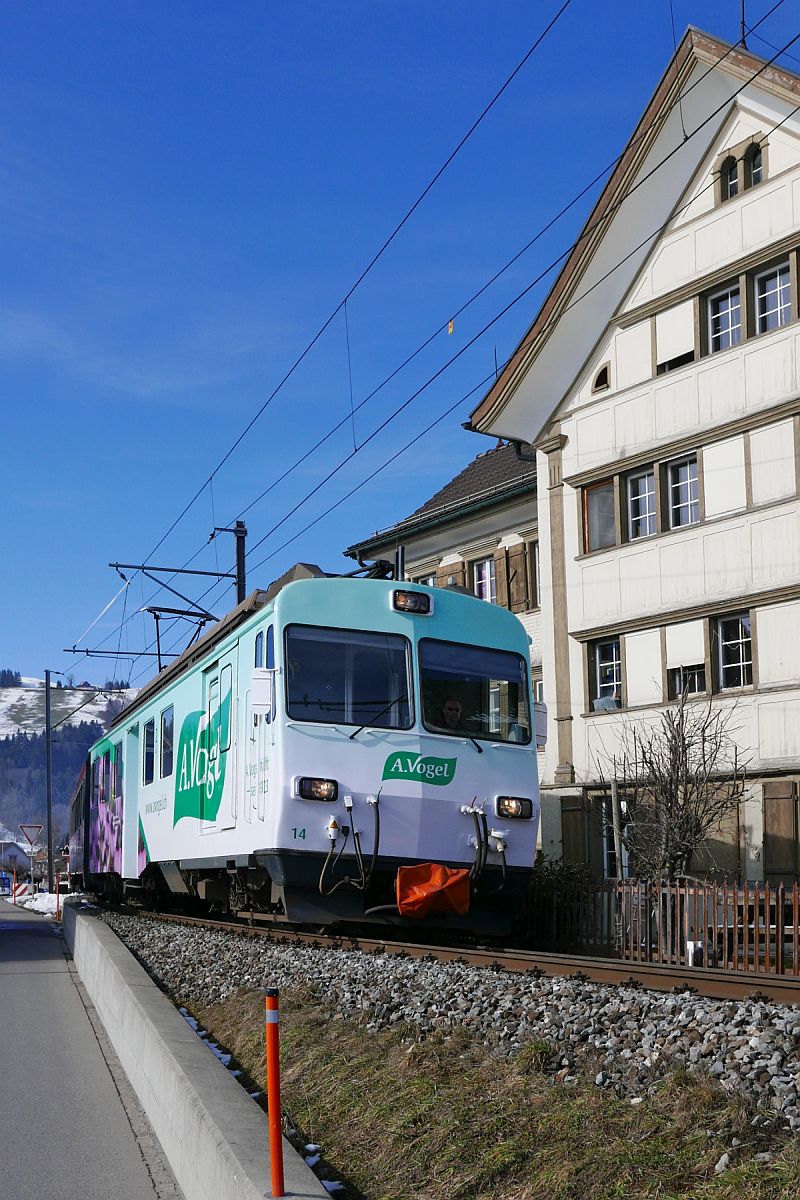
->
[76,574,542,934]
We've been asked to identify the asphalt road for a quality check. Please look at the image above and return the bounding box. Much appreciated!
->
[0,901,176,1199]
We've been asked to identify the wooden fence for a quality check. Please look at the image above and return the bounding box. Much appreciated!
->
[528,878,800,976]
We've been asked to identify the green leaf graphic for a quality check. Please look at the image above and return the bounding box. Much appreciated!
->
[173,689,231,824]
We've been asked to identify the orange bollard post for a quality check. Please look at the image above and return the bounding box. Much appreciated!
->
[265,990,285,1197]
[56,872,61,921]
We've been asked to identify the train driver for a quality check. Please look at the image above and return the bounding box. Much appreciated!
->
[440,696,464,730]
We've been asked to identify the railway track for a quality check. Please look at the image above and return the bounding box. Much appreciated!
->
[133,909,800,1005]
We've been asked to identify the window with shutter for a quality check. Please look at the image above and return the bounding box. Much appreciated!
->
[472,558,496,602]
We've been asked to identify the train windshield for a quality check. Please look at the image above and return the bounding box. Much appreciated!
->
[419,638,531,745]
[285,625,412,729]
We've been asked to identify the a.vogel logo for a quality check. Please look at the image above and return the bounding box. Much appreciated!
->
[381,753,457,786]
[173,685,232,825]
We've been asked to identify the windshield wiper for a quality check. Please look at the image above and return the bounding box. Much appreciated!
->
[349,695,408,741]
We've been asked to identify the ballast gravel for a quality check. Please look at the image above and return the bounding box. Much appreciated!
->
[102,912,800,1134]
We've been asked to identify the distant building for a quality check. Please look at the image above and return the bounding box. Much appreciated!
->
[0,840,31,874]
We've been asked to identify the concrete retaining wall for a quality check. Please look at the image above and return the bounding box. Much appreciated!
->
[63,904,327,1200]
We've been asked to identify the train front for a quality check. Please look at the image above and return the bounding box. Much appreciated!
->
[260,577,540,936]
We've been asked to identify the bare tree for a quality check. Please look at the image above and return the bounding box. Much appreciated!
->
[597,691,749,880]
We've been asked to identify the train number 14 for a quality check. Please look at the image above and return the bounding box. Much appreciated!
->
[291,828,306,840]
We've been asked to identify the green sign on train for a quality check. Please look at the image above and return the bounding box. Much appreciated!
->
[174,686,232,824]
[382,752,457,786]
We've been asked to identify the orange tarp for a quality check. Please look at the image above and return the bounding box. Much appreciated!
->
[396,862,471,917]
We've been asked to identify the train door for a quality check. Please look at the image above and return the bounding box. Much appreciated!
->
[244,625,274,823]
[201,653,237,832]
[122,723,139,877]
[111,740,123,874]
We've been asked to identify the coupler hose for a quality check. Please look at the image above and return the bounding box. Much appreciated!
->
[318,826,351,896]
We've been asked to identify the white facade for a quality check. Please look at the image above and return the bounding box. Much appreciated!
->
[469,32,800,880]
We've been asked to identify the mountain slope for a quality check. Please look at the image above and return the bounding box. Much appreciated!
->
[0,679,138,842]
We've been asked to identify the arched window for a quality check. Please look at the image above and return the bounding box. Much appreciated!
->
[591,363,610,393]
[720,156,738,201]
[745,143,763,187]
[254,630,263,668]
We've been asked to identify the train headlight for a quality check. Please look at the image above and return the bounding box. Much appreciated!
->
[392,589,431,614]
[297,777,338,801]
[496,796,532,819]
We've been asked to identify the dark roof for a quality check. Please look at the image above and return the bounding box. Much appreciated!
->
[346,441,536,558]
[411,441,534,519]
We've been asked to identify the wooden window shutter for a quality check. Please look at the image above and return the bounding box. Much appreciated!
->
[763,780,798,883]
[436,562,466,589]
[507,543,529,613]
[560,795,586,865]
[494,547,509,609]
[587,796,605,881]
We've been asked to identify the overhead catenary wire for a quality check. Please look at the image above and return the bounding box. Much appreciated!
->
[63,4,787,668]
[238,32,800,567]
[66,12,797,679]
[221,1,792,534]
[60,1,575,676]
[95,26,800,687]
[124,377,496,686]
[131,77,800,684]
[50,687,131,732]
[112,3,576,572]
[245,99,800,577]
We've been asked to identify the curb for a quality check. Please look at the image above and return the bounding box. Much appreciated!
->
[62,903,327,1200]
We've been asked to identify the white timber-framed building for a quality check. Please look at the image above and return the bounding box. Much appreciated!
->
[465,29,800,882]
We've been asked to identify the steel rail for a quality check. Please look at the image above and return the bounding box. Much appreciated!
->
[132,910,800,1005]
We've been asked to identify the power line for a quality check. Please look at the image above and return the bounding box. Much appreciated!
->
[124,2,576,573]
[61,2,575,675]
[225,5,791,532]
[237,31,800,570]
[130,64,800,676]
[114,27,800,686]
[50,688,131,732]
[65,13,796,677]
[65,9,787,662]
[125,377,497,685]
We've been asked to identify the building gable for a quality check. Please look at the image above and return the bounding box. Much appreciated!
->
[560,92,800,422]
[467,30,800,448]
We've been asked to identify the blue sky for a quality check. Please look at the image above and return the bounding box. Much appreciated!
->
[1,1,796,685]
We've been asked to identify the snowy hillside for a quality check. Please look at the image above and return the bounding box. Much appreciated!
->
[0,680,137,738]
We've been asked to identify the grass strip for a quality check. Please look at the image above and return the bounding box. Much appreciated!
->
[191,986,800,1200]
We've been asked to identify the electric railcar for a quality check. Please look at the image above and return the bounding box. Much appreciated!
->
[69,568,543,934]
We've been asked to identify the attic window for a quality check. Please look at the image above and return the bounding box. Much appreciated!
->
[745,142,763,187]
[720,156,738,201]
[717,139,767,206]
[591,363,610,393]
